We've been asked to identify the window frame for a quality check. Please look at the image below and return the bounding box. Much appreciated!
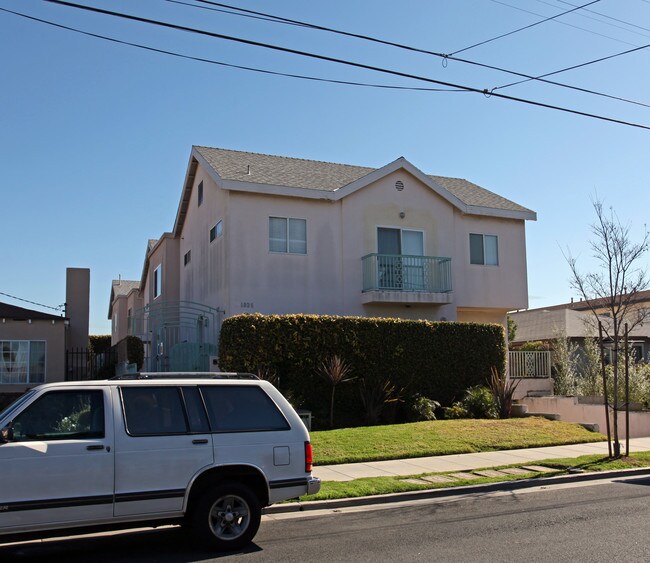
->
[153,264,162,299]
[469,233,499,266]
[184,250,191,266]
[10,389,105,441]
[197,180,204,207]
[209,220,223,243]
[120,386,190,437]
[199,385,290,433]
[269,217,307,255]
[0,340,47,384]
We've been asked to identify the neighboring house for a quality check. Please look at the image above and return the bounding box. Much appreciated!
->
[111,146,536,371]
[510,299,650,362]
[0,268,90,400]
[108,279,142,344]
[0,302,66,393]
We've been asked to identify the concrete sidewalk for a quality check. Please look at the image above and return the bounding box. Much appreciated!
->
[313,437,650,482]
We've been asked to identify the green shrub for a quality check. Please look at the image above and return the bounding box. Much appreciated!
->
[407,395,440,421]
[443,403,469,419]
[219,314,506,427]
[462,385,498,419]
[88,335,112,354]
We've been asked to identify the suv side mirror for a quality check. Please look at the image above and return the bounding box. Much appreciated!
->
[0,423,14,443]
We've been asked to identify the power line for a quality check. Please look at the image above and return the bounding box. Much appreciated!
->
[489,0,641,47]
[40,0,650,130]
[180,1,650,109]
[495,41,650,91]
[0,291,64,312]
[547,0,650,37]
[0,7,464,93]
[448,0,601,56]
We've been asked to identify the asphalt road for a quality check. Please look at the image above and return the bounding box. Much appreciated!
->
[3,475,650,562]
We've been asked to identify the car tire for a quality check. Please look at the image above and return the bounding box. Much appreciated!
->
[191,482,261,551]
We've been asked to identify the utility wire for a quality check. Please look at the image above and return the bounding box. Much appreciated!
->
[0,7,464,93]
[489,0,640,47]
[0,291,64,312]
[495,41,650,90]
[179,0,650,109]
[448,0,601,56]
[546,0,650,37]
[40,0,650,130]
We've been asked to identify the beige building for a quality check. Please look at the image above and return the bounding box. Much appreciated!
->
[1,268,90,395]
[111,146,536,370]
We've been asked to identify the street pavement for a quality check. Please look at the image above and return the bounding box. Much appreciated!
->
[312,436,650,482]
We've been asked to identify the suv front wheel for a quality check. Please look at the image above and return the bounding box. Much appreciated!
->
[192,482,261,550]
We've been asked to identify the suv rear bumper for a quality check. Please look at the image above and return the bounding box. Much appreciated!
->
[307,476,321,495]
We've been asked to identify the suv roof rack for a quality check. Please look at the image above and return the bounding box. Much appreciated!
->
[110,372,259,380]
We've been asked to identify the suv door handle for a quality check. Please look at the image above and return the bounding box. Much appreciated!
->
[86,444,105,451]
[192,439,209,445]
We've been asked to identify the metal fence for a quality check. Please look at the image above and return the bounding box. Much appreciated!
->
[66,347,116,381]
[508,351,551,378]
[362,254,452,292]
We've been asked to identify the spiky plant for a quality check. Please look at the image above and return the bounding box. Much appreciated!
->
[317,355,354,428]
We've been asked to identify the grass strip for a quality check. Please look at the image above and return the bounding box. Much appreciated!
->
[312,418,604,465]
[299,451,650,502]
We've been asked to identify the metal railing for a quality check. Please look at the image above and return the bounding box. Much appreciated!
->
[508,351,551,378]
[362,254,452,292]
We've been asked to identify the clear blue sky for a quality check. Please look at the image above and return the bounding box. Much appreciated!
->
[1,0,649,334]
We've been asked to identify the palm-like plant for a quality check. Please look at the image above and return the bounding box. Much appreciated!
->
[489,366,520,419]
[317,355,354,428]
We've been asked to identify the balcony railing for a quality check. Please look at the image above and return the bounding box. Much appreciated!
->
[362,254,452,293]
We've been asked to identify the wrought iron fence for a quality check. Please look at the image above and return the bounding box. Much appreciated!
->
[66,347,116,381]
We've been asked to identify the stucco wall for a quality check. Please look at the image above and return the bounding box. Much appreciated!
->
[175,163,531,324]
[452,213,529,311]
[520,395,650,438]
[0,319,66,391]
[180,169,229,312]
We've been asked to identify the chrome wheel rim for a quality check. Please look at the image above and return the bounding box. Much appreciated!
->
[208,494,250,541]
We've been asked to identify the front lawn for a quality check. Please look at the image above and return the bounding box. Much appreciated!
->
[311,417,604,465]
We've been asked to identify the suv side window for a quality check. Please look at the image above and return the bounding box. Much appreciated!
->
[180,386,210,433]
[12,390,104,441]
[200,386,290,432]
[122,386,188,436]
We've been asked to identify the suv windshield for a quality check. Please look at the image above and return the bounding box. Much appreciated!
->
[0,389,37,424]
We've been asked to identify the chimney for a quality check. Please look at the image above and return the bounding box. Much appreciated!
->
[66,268,90,350]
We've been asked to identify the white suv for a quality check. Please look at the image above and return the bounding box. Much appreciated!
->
[0,373,320,550]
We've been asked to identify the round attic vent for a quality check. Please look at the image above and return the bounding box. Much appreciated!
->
[395,180,404,191]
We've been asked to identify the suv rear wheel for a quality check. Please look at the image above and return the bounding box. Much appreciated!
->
[192,482,261,550]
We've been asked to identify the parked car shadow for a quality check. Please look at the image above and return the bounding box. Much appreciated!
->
[0,525,263,562]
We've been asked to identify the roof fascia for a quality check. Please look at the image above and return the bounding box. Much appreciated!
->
[218,156,536,221]
[173,149,206,236]
[461,205,537,221]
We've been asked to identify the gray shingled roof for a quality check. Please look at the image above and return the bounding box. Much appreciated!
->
[194,146,533,215]
[111,280,140,298]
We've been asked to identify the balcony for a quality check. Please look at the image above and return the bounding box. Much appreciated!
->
[361,254,453,305]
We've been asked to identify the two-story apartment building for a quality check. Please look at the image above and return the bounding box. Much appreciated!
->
[110,146,536,371]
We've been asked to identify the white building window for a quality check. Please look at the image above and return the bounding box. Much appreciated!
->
[210,220,223,243]
[0,340,46,384]
[153,264,162,299]
[269,217,306,254]
[470,234,498,266]
[197,180,204,207]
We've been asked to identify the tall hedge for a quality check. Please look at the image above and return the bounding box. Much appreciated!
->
[219,314,506,428]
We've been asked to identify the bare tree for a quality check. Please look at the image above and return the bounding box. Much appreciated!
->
[565,199,649,457]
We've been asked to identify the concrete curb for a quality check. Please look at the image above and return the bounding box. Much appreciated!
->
[264,466,650,515]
